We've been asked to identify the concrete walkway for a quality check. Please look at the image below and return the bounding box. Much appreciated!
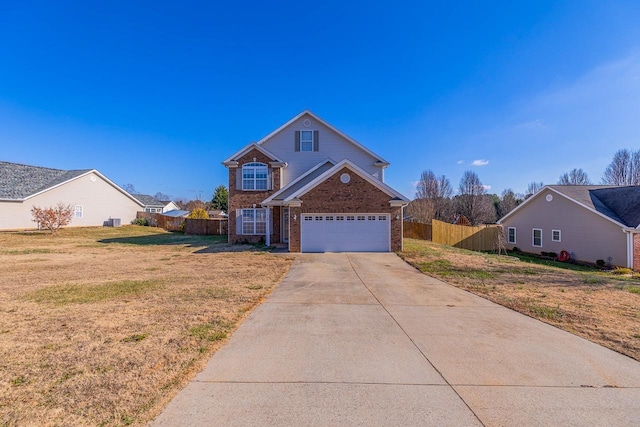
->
[153,253,640,426]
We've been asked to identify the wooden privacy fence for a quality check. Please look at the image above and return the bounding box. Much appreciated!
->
[156,214,184,232]
[403,221,432,240]
[184,218,228,235]
[431,219,499,252]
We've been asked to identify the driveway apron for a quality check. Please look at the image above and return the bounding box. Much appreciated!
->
[154,253,640,426]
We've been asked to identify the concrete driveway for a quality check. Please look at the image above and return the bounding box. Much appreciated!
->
[154,253,640,426]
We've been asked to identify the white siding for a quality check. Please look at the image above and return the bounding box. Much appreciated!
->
[260,114,384,185]
[0,173,142,230]
[501,189,627,266]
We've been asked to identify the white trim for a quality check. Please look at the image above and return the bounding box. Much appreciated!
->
[552,229,561,242]
[507,227,516,244]
[532,228,542,247]
[262,159,337,205]
[21,170,145,207]
[627,231,634,269]
[255,110,390,166]
[241,162,268,191]
[221,142,284,165]
[284,159,409,203]
[300,129,315,152]
[498,185,628,229]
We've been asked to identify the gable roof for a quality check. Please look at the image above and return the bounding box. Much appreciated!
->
[132,194,164,207]
[498,185,640,228]
[262,159,336,205]
[0,161,144,206]
[222,142,284,165]
[0,161,93,200]
[283,159,409,203]
[257,110,390,166]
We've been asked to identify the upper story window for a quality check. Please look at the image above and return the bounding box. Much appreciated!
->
[74,205,83,218]
[295,130,319,152]
[242,162,268,191]
[301,131,314,151]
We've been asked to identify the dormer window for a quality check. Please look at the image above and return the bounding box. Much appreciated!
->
[295,130,319,152]
[242,162,268,190]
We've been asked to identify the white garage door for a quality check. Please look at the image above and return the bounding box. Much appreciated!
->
[301,213,390,252]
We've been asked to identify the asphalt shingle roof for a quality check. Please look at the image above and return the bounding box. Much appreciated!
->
[549,185,640,227]
[132,194,164,207]
[0,161,92,200]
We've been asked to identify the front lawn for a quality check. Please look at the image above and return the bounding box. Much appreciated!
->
[400,238,640,361]
[0,226,293,426]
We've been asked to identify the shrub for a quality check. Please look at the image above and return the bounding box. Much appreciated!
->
[188,208,209,219]
[612,267,633,275]
[596,259,606,267]
[31,203,73,235]
[131,217,149,226]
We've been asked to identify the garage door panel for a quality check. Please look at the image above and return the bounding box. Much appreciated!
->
[301,214,390,252]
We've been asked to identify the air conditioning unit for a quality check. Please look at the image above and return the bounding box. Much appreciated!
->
[107,218,121,227]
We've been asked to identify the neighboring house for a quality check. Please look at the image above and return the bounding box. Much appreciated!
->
[131,194,179,213]
[0,161,143,230]
[498,185,640,269]
[222,110,410,252]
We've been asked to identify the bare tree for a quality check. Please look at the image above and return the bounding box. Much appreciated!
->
[558,168,591,185]
[154,192,171,201]
[525,181,544,199]
[497,188,519,219]
[455,171,496,225]
[411,170,453,223]
[122,183,137,194]
[602,149,640,185]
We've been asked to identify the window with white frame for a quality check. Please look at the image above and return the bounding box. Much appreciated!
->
[300,130,314,151]
[241,208,267,235]
[74,205,83,218]
[242,162,268,191]
[532,228,542,247]
[552,229,561,242]
[507,227,516,244]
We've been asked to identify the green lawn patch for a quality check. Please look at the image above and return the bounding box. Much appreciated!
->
[27,280,163,305]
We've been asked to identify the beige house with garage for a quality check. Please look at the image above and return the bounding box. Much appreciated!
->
[498,185,640,269]
[222,110,409,252]
[0,161,143,230]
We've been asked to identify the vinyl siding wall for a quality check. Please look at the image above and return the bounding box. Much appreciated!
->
[0,173,142,230]
[260,114,384,185]
[501,189,628,266]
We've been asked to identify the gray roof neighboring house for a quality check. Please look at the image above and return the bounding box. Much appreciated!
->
[132,194,164,207]
[0,161,92,200]
[502,185,640,228]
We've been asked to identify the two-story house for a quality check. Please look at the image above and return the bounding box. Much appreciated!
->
[222,110,409,252]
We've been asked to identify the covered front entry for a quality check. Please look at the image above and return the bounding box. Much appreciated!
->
[300,213,390,252]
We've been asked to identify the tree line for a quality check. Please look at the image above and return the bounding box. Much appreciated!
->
[408,148,640,226]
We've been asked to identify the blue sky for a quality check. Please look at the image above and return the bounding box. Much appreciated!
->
[2,1,640,201]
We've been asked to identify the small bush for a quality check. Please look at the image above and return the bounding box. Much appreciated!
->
[188,208,209,219]
[612,267,633,275]
[541,251,558,258]
[131,217,149,226]
[596,259,606,267]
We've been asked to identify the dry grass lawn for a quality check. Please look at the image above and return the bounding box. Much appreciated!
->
[0,226,293,426]
[400,238,640,362]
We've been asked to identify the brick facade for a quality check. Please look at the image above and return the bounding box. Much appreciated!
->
[288,166,403,252]
[228,148,282,244]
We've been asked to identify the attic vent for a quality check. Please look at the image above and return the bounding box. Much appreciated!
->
[546,194,553,202]
[303,119,311,127]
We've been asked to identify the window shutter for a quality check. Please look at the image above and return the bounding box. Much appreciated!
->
[313,130,319,151]
[295,131,300,152]
[268,168,273,190]
[236,168,242,190]
[236,209,243,234]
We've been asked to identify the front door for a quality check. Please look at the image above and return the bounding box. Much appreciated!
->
[282,208,289,243]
